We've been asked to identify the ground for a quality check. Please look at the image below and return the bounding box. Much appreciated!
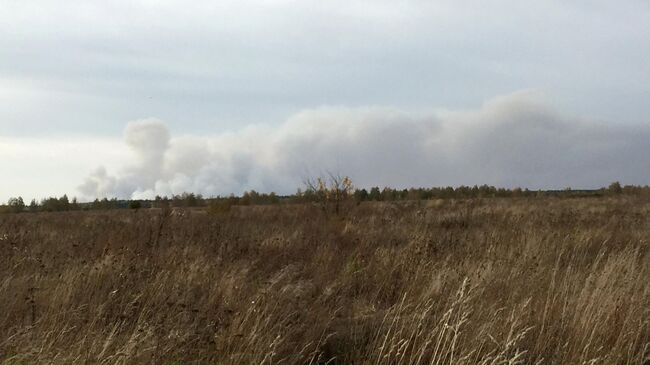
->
[0,197,649,364]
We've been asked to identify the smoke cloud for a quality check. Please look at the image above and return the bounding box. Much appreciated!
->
[78,91,650,199]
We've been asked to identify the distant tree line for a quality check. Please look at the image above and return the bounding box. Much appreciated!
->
[0,193,207,213]
[150,193,205,208]
[2,195,81,213]
[2,181,648,214]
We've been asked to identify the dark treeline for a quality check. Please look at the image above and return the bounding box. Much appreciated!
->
[2,181,648,214]
[345,181,639,202]
[0,193,205,214]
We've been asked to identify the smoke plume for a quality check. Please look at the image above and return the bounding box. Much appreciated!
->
[78,91,650,199]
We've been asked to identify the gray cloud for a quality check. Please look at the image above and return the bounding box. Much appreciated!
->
[1,1,649,137]
[78,91,650,199]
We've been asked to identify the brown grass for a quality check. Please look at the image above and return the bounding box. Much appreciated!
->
[0,197,649,364]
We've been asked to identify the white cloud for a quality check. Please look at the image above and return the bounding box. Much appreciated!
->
[76,91,650,200]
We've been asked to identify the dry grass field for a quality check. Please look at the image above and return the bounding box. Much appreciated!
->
[0,197,649,364]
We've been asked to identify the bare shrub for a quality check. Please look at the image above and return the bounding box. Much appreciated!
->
[303,173,355,217]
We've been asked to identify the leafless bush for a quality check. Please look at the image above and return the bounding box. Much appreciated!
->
[303,173,355,217]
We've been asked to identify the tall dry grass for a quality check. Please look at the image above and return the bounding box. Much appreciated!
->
[0,197,649,364]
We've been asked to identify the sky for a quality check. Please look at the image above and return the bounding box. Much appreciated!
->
[1,0,649,201]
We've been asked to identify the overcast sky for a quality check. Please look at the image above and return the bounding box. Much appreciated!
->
[1,0,649,201]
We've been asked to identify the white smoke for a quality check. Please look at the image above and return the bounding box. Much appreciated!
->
[78,91,650,199]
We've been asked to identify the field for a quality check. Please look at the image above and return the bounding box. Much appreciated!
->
[0,197,649,364]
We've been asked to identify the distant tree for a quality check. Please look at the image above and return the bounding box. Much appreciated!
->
[368,187,381,201]
[240,191,253,206]
[207,195,239,215]
[172,192,204,207]
[153,195,170,209]
[37,195,71,212]
[380,187,397,201]
[7,197,25,213]
[29,199,39,212]
[442,186,455,198]
[70,197,80,210]
[608,181,623,195]
[301,188,316,202]
[467,185,478,197]
[267,192,280,204]
[354,188,369,202]
[91,197,119,210]
[59,195,70,211]
[129,200,142,210]
[407,188,422,200]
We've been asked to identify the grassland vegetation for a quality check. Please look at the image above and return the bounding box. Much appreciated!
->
[0,195,648,363]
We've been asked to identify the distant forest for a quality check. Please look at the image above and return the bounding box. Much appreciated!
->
[2,181,648,214]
